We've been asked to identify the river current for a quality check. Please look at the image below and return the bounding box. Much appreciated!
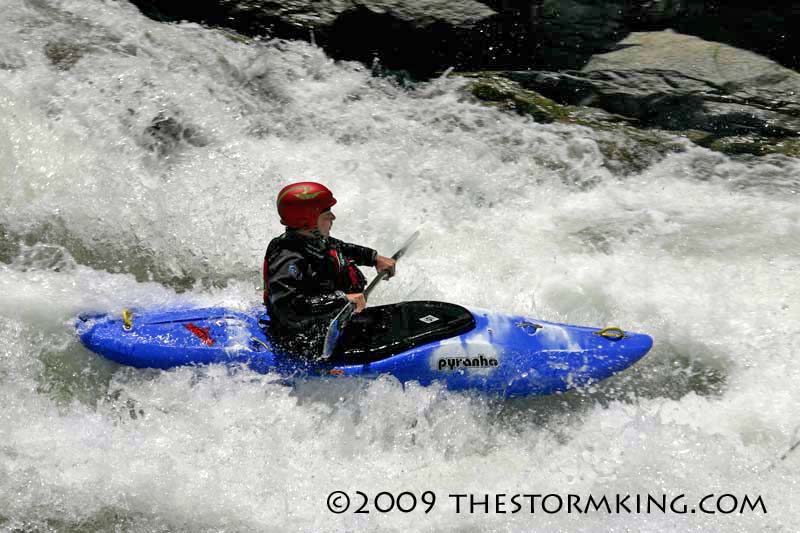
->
[1,0,799,530]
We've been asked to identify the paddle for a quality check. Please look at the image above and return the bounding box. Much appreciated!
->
[320,230,420,360]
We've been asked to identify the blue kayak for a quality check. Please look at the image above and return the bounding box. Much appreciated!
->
[76,301,652,398]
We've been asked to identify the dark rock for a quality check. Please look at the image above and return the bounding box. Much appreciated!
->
[462,72,687,172]
[44,40,87,70]
[129,1,800,76]
[694,135,800,158]
[650,1,800,75]
[141,113,208,158]
[463,30,800,162]
[464,73,569,123]
[532,0,629,69]
[530,1,800,73]
[130,0,495,78]
[504,31,800,140]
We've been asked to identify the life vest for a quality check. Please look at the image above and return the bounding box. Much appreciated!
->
[328,248,366,293]
[262,240,366,307]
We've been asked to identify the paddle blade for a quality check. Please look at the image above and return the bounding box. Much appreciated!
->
[321,302,355,360]
[392,230,420,261]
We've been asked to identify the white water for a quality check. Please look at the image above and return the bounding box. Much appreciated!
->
[1,0,799,530]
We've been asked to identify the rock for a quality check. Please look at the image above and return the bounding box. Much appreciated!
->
[462,72,687,173]
[503,31,800,140]
[464,59,799,164]
[584,30,794,87]
[130,1,800,76]
[532,1,800,72]
[694,135,800,158]
[533,0,628,69]
[464,73,568,123]
[131,0,495,77]
[650,1,800,74]
[44,40,87,70]
[141,112,208,158]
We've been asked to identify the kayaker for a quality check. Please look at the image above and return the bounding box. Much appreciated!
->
[263,181,396,357]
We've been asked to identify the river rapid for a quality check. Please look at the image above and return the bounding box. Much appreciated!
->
[1,0,799,531]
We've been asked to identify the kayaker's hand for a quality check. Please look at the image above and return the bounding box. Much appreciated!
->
[346,293,366,313]
[376,255,396,278]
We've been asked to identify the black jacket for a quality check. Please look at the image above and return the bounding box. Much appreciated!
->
[263,230,377,353]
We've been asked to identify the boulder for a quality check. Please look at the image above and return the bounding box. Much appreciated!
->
[532,0,629,69]
[131,0,495,77]
[464,73,569,123]
[130,1,800,75]
[462,72,688,172]
[504,31,800,141]
[532,1,800,72]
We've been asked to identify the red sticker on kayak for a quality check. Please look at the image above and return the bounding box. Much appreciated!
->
[185,323,215,346]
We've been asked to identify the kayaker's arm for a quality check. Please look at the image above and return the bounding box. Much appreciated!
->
[331,238,396,277]
[330,238,377,267]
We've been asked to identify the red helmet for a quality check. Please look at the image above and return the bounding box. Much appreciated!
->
[276,181,337,230]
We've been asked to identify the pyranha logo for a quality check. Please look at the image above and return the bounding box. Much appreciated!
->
[437,355,499,371]
[278,185,323,202]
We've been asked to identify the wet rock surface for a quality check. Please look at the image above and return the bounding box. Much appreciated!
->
[460,73,688,173]
[530,1,800,72]
[130,0,496,77]
[127,1,800,159]
[44,40,88,70]
[130,1,800,75]
[482,31,800,157]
